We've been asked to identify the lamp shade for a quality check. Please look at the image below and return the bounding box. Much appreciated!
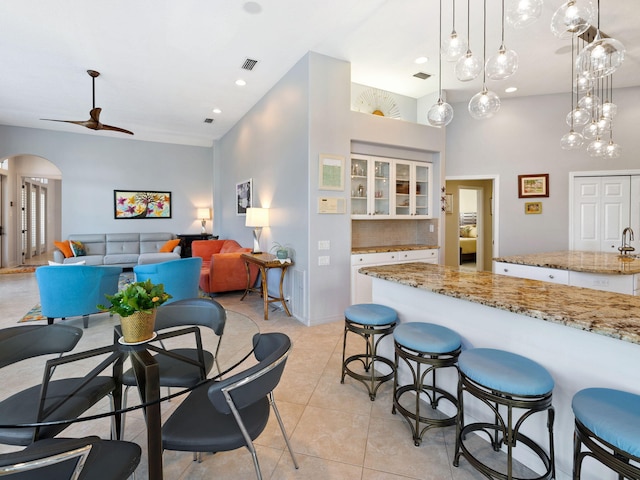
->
[245,207,269,227]
[197,208,211,220]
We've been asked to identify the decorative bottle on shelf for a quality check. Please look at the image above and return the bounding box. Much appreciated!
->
[358,184,364,197]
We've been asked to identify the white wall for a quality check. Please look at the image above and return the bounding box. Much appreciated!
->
[445,86,640,257]
[0,125,214,265]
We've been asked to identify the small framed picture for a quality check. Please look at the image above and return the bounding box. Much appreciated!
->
[518,174,549,198]
[236,178,253,215]
[525,202,542,214]
[318,154,344,191]
[444,193,453,214]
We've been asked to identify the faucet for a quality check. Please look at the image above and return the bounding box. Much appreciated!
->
[619,227,635,255]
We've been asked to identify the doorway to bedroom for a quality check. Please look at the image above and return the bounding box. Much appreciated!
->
[443,178,495,272]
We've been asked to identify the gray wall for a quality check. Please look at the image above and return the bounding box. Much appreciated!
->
[445,86,640,257]
[0,125,214,265]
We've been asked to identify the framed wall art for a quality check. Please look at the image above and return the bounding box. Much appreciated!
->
[114,190,171,219]
[525,202,542,214]
[318,154,344,191]
[236,178,253,215]
[518,174,549,198]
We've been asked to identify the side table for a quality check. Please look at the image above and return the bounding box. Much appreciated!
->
[176,234,218,258]
[241,253,293,320]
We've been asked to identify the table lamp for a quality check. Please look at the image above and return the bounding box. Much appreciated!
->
[197,208,211,234]
[245,207,269,253]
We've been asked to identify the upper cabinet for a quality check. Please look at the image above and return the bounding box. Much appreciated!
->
[351,155,433,219]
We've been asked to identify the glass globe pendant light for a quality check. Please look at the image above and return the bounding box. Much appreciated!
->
[566,108,590,127]
[604,135,621,158]
[550,0,595,39]
[577,90,600,111]
[442,0,467,61]
[469,0,501,119]
[600,75,617,119]
[455,0,482,82]
[486,0,518,81]
[586,136,606,157]
[428,0,454,127]
[506,0,543,29]
[576,0,625,80]
[562,37,584,150]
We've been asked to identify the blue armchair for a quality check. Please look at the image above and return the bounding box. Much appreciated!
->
[35,265,122,328]
[133,257,202,304]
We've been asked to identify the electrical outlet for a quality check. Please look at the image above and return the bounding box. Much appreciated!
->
[429,224,434,233]
[318,255,330,266]
[318,240,330,250]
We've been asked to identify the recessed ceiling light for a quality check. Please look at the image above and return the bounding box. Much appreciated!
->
[212,108,222,114]
[505,87,518,93]
[415,56,429,64]
[235,79,246,86]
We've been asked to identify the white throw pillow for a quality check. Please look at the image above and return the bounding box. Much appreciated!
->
[48,260,87,266]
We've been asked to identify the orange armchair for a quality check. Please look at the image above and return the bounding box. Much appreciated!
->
[192,240,259,294]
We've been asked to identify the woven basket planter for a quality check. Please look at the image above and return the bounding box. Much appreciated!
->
[120,309,157,343]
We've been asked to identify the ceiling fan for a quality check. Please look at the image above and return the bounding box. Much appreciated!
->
[42,69,134,135]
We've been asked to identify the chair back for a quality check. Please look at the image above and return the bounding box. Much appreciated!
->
[0,325,83,368]
[154,297,226,335]
[207,333,290,414]
[35,265,121,318]
[133,257,202,304]
[0,443,92,479]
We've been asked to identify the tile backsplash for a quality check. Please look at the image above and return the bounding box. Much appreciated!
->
[352,219,439,248]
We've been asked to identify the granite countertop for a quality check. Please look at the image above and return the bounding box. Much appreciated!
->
[360,262,640,346]
[352,244,439,254]
[494,250,640,275]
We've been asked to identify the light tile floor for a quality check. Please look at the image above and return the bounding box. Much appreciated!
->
[0,267,528,480]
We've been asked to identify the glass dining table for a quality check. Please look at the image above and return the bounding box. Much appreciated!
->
[0,308,259,480]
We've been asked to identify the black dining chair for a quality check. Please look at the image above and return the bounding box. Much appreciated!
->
[0,435,141,480]
[119,297,226,433]
[161,332,299,480]
[0,325,118,446]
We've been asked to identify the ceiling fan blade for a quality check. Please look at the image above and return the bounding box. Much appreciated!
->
[41,118,99,129]
[98,123,134,135]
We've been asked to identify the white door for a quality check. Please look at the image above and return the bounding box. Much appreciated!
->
[630,176,640,252]
[573,176,630,252]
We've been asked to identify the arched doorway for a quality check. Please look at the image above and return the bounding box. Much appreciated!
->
[0,154,61,267]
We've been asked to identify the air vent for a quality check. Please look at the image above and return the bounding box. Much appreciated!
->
[203,118,214,124]
[242,58,259,71]
[413,72,431,80]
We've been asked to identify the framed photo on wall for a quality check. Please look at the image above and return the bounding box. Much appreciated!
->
[525,202,543,214]
[518,174,549,198]
[114,190,171,219]
[318,154,344,191]
[236,178,253,215]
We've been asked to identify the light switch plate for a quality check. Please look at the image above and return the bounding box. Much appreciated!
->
[318,240,330,250]
[318,256,330,266]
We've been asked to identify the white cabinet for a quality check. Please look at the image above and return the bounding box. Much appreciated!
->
[393,160,432,218]
[350,155,433,219]
[572,175,632,252]
[493,262,569,285]
[350,155,391,218]
[351,249,438,304]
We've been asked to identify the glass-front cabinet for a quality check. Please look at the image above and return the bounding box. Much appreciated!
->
[393,160,432,218]
[350,155,391,218]
[351,154,432,219]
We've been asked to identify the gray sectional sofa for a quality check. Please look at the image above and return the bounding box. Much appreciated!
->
[52,232,181,267]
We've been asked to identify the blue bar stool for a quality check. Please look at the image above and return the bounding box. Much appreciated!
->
[453,348,555,480]
[572,388,640,479]
[341,303,397,401]
[392,322,461,446]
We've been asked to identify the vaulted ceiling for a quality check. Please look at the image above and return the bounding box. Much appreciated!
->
[0,1,638,147]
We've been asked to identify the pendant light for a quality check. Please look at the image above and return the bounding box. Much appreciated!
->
[600,75,617,119]
[561,37,584,150]
[485,0,518,81]
[442,0,467,62]
[428,0,454,127]
[469,0,500,120]
[455,0,482,82]
[550,0,595,39]
[576,0,625,80]
[506,0,543,29]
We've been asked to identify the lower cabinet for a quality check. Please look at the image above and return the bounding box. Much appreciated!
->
[351,249,438,304]
[493,261,638,295]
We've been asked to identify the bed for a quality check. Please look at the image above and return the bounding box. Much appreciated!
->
[459,212,477,263]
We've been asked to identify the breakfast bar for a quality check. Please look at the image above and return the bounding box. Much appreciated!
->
[360,262,640,480]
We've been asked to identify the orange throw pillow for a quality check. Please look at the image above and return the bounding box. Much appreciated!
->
[54,240,73,258]
[159,239,180,253]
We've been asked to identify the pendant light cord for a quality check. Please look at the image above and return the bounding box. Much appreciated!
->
[466,0,471,49]
[438,0,443,99]
[500,0,505,45]
[482,0,487,88]
[570,36,575,129]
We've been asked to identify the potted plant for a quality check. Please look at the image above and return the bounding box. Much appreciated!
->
[98,279,172,343]
[270,242,291,260]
